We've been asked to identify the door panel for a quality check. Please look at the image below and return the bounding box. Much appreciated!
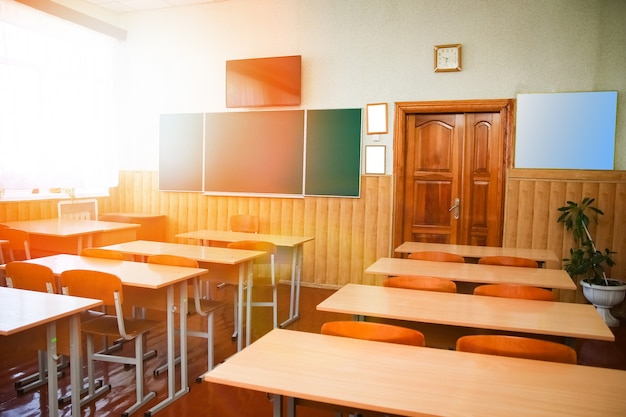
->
[398,111,505,247]
[403,114,463,244]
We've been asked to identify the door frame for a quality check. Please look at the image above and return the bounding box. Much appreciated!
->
[392,99,515,250]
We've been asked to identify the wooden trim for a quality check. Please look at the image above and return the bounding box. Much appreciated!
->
[393,99,515,249]
[508,169,626,183]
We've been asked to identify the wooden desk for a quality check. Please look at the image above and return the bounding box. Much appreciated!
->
[2,254,207,416]
[205,328,626,417]
[1,219,139,255]
[99,240,265,350]
[99,213,166,241]
[0,286,102,417]
[317,283,614,341]
[395,241,560,268]
[176,230,314,328]
[366,257,576,290]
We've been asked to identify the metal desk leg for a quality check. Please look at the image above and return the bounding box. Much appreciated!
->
[46,322,59,417]
[146,282,189,416]
[69,314,82,417]
[280,245,302,328]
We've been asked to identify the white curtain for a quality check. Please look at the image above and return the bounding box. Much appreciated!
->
[0,0,119,190]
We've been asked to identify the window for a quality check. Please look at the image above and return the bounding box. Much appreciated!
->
[0,0,119,197]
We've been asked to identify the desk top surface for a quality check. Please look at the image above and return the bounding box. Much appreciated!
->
[396,241,560,263]
[101,240,265,265]
[365,257,576,290]
[176,230,314,247]
[205,328,626,417]
[1,219,140,237]
[317,284,613,341]
[0,286,102,335]
[1,254,207,289]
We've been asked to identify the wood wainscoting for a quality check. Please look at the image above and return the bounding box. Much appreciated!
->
[504,169,626,306]
[2,168,625,312]
[103,171,394,288]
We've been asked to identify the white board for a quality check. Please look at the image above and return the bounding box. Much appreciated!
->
[515,91,617,170]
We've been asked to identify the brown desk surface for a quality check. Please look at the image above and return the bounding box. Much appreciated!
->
[176,229,313,247]
[205,329,626,417]
[395,241,560,264]
[1,253,206,289]
[0,286,101,335]
[365,257,576,290]
[317,283,614,341]
[1,219,139,237]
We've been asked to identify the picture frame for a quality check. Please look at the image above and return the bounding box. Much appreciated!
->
[365,145,386,175]
[366,103,388,134]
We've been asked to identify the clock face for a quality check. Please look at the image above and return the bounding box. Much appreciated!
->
[434,44,461,72]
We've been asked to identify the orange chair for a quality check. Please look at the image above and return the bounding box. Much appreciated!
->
[229,214,259,233]
[80,247,125,260]
[456,335,577,364]
[5,262,62,394]
[384,275,457,293]
[147,254,225,378]
[477,255,538,268]
[473,284,555,301]
[60,269,160,416]
[0,228,31,261]
[227,240,278,343]
[407,251,465,263]
[321,321,425,347]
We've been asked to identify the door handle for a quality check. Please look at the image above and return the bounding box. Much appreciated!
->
[448,197,460,220]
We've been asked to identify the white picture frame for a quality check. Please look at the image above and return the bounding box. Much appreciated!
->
[366,103,388,134]
[365,145,386,175]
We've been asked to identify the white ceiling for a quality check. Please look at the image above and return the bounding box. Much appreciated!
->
[83,0,225,13]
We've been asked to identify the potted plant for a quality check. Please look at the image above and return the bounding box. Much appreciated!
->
[557,197,626,326]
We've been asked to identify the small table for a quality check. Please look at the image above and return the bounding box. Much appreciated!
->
[365,257,576,290]
[2,254,207,416]
[1,219,139,255]
[0,286,102,417]
[204,328,626,417]
[395,241,560,268]
[317,283,614,341]
[176,230,314,328]
[99,213,167,241]
[99,240,266,350]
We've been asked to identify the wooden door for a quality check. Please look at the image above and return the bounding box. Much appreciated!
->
[393,100,512,250]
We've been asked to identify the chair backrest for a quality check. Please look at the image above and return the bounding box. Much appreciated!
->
[80,247,124,260]
[477,255,538,268]
[384,275,457,293]
[60,269,122,307]
[0,228,31,260]
[5,261,56,293]
[456,335,577,364]
[147,253,199,268]
[407,251,465,263]
[229,214,259,233]
[227,240,276,264]
[321,321,425,347]
[473,284,555,301]
[58,198,98,220]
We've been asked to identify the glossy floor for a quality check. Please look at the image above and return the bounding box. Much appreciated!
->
[1,285,625,417]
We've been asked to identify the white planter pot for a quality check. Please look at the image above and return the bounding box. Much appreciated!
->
[581,278,626,327]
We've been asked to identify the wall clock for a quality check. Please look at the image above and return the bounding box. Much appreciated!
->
[434,44,462,72]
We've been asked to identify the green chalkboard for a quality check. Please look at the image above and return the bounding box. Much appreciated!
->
[305,109,361,197]
[159,109,362,197]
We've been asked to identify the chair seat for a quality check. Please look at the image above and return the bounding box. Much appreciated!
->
[81,315,160,339]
